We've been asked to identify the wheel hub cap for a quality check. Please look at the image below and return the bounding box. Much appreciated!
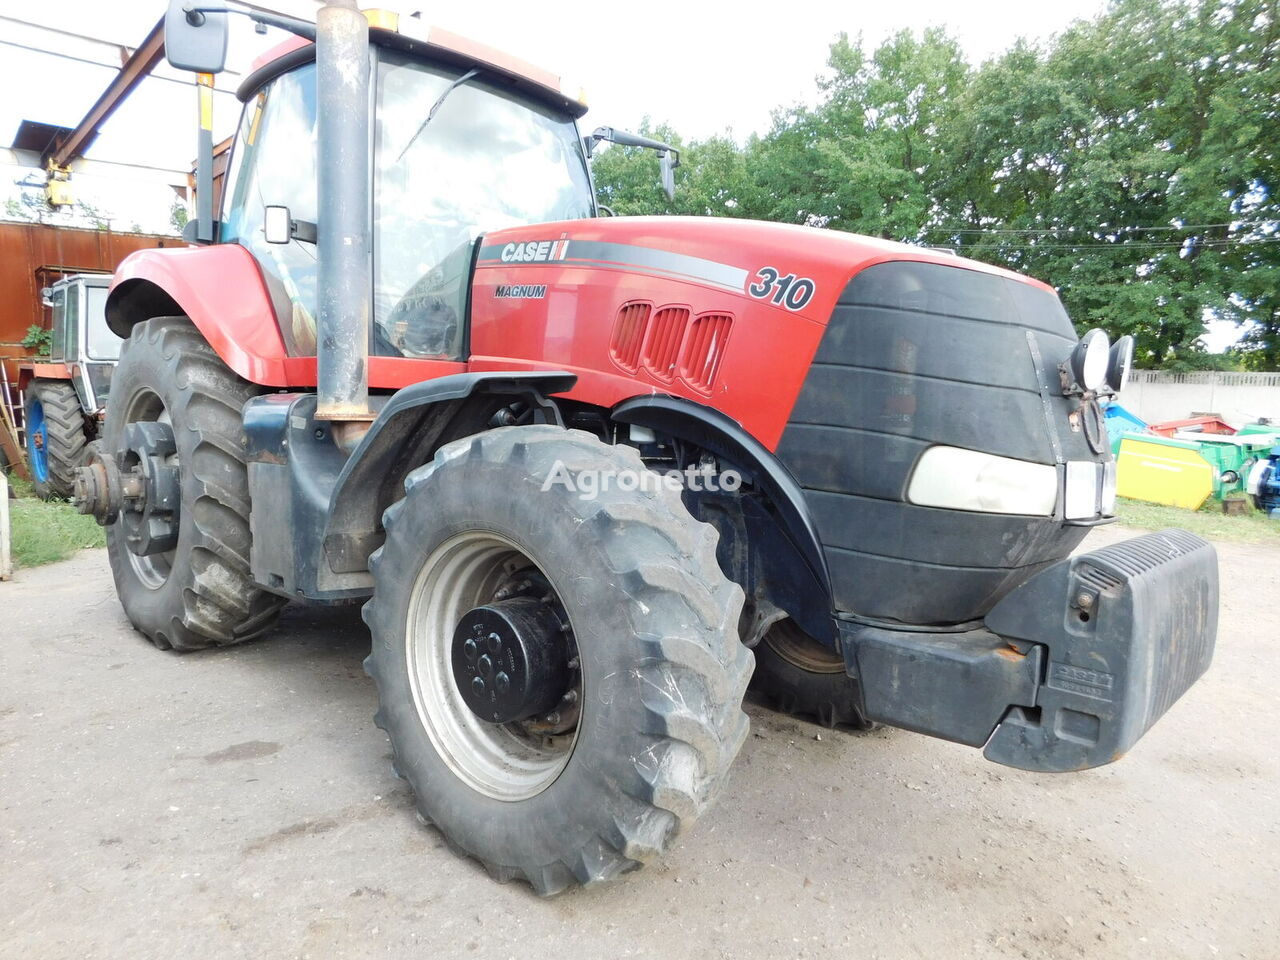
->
[119,421,181,557]
[451,598,569,724]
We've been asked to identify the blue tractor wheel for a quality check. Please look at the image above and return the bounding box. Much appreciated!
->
[23,380,88,500]
[26,393,48,485]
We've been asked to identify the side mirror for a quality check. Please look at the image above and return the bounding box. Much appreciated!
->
[659,151,678,202]
[587,126,681,201]
[263,206,318,245]
[263,206,292,245]
[165,0,229,74]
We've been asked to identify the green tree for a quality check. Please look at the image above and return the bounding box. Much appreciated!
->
[589,1,1280,370]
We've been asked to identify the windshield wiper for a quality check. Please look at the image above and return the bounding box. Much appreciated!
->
[396,68,480,163]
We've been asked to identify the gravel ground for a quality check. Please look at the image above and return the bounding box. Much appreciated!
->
[1,524,1276,960]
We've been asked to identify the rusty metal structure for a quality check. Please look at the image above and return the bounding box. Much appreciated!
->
[0,222,175,387]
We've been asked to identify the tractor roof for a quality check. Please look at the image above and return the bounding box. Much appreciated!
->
[237,11,588,119]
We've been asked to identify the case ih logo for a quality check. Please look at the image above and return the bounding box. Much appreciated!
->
[493,284,548,299]
[500,240,570,263]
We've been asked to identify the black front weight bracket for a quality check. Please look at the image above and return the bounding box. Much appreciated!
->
[841,529,1218,772]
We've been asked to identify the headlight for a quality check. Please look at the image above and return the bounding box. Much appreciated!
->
[908,446,1058,516]
[1064,461,1101,519]
[1107,335,1135,393]
[1068,329,1111,391]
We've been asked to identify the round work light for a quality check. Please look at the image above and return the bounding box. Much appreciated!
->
[1107,335,1135,393]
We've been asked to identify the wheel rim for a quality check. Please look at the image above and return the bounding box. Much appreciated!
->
[26,396,48,483]
[766,621,846,674]
[405,532,579,802]
[123,389,177,590]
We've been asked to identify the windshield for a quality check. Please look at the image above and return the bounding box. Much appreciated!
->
[84,285,120,360]
[374,51,594,358]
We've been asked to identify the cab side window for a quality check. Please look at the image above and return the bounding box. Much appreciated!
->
[221,65,319,356]
[63,285,80,362]
[47,287,66,363]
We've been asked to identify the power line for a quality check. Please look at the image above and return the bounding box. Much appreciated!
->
[0,39,241,96]
[0,15,243,77]
[924,221,1270,235]
[935,236,1280,251]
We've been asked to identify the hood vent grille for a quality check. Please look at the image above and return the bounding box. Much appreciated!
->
[610,301,651,373]
[680,313,733,393]
[609,301,732,391]
[641,306,690,382]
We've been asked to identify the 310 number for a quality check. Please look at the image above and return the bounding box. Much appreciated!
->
[748,267,816,311]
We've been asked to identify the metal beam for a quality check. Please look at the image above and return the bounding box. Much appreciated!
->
[45,16,166,170]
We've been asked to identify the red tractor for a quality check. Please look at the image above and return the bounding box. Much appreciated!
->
[74,1,1219,895]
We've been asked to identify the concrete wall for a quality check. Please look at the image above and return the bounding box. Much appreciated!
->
[1120,371,1280,427]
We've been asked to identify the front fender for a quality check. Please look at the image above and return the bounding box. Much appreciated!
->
[107,245,292,386]
[322,371,578,575]
[613,393,834,641]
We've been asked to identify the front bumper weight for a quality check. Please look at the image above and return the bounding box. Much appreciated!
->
[841,529,1219,772]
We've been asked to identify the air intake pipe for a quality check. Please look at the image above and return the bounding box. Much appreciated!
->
[315,0,373,422]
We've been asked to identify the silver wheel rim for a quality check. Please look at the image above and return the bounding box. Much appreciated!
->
[405,532,578,802]
[124,391,176,590]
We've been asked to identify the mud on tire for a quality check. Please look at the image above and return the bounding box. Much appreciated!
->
[104,316,286,651]
[362,425,754,895]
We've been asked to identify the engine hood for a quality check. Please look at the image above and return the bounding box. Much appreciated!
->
[479,216,1049,327]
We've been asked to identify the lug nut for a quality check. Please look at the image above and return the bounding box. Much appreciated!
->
[463,638,478,661]
[477,654,493,678]
[495,671,510,694]
[472,677,486,696]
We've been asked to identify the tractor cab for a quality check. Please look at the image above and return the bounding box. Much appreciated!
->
[35,273,118,415]
[212,25,597,361]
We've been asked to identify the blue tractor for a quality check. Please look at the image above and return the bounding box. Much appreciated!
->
[1246,447,1280,517]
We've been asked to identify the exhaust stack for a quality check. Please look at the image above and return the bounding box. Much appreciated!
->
[315,0,373,422]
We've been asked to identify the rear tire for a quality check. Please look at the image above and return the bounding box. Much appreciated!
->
[26,380,87,500]
[363,426,753,895]
[750,619,875,730]
[103,317,286,651]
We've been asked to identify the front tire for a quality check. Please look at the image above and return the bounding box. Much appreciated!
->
[103,317,286,651]
[25,380,87,500]
[363,426,753,895]
[750,619,874,729]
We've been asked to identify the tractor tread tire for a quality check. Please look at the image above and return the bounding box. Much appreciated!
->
[750,621,875,731]
[363,426,753,896]
[105,317,286,652]
[29,380,87,500]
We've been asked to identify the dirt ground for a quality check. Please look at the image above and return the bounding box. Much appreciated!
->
[1,524,1277,960]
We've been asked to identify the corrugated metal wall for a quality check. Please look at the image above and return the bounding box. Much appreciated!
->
[0,222,176,382]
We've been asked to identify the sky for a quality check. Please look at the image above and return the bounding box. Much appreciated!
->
[0,0,1112,170]
[0,0,1240,348]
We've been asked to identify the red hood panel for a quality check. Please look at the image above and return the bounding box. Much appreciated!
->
[469,217,1049,448]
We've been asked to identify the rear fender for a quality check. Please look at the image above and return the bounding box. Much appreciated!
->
[107,246,291,386]
[18,364,74,393]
